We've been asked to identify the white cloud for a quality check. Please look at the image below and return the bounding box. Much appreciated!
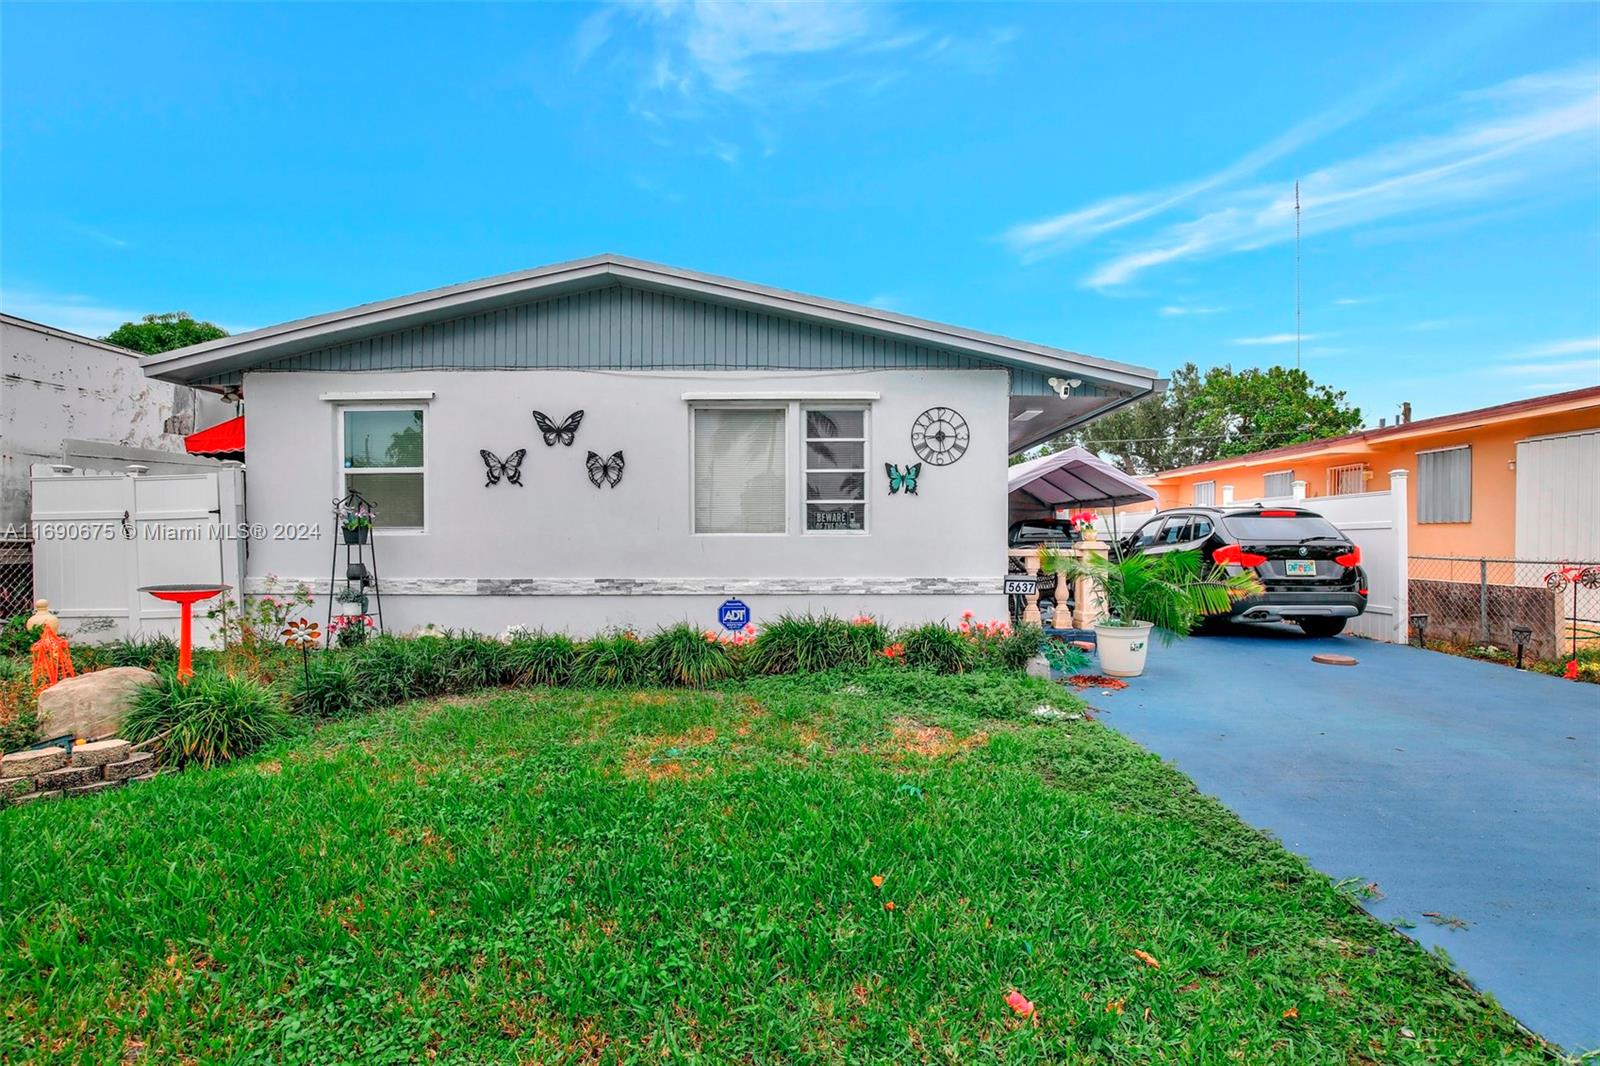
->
[1507,335,1600,359]
[0,290,142,338]
[1332,297,1371,306]
[1159,304,1224,317]
[1233,332,1321,346]
[1003,65,1600,289]
[1492,358,1600,378]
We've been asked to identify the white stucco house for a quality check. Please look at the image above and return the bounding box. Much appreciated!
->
[141,255,1160,635]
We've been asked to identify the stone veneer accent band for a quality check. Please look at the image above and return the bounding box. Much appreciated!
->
[249,576,1001,597]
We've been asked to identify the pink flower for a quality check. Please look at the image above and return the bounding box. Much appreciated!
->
[962,610,975,620]
[959,622,971,635]
[744,623,756,635]
[1005,990,1036,1018]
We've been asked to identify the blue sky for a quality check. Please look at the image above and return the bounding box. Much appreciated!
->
[3,2,1597,421]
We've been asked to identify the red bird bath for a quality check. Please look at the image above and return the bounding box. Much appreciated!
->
[138,584,231,680]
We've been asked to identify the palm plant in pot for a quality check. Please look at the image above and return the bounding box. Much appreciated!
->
[1040,546,1259,677]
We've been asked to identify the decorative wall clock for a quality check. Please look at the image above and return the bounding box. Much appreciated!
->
[910,407,969,466]
[533,410,584,447]
[586,450,625,489]
[479,448,527,487]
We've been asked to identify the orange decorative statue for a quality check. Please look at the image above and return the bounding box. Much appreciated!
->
[26,599,76,691]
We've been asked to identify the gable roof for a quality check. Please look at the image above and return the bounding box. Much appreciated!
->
[1148,385,1600,481]
[140,254,1159,390]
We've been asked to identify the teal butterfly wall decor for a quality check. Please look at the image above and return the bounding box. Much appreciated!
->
[885,462,922,495]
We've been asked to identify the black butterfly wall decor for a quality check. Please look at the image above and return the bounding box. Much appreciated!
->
[586,450,625,489]
[480,449,527,487]
[533,410,584,447]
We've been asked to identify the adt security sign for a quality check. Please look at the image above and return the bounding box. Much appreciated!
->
[718,598,751,631]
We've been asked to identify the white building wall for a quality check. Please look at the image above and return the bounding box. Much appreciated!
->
[242,367,1010,634]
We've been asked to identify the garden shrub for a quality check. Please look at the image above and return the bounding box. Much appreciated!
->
[124,668,293,767]
[575,631,650,687]
[446,633,511,690]
[0,615,34,658]
[965,619,1043,671]
[503,632,577,686]
[291,655,366,720]
[77,634,181,672]
[748,614,885,675]
[349,636,417,706]
[899,622,976,674]
[0,664,39,753]
[649,624,736,687]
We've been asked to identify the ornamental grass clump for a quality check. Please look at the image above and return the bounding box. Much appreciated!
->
[446,633,511,690]
[502,632,578,686]
[898,623,976,674]
[575,630,650,688]
[124,668,293,768]
[749,614,884,675]
[650,624,737,687]
[291,655,365,720]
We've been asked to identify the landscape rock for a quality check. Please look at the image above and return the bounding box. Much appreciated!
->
[104,752,156,781]
[65,780,123,797]
[0,777,35,799]
[36,667,157,741]
[13,790,62,805]
[70,739,132,768]
[36,765,101,791]
[1,747,67,778]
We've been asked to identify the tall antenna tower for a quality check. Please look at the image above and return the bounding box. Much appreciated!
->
[1294,179,1302,371]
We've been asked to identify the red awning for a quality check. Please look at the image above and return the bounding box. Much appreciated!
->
[185,415,244,455]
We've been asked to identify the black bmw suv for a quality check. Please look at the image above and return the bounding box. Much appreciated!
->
[1119,505,1369,637]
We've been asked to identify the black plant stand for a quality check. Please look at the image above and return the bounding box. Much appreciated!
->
[327,489,384,647]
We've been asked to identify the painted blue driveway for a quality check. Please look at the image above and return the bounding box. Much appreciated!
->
[1084,627,1599,1053]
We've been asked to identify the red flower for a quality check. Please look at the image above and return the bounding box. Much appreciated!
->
[1564,659,1580,680]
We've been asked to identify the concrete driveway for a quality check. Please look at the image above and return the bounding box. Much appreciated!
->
[1082,626,1599,1053]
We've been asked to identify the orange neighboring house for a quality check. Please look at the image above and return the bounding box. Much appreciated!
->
[1145,386,1600,561]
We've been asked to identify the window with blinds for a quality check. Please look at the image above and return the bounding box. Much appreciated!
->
[1418,445,1472,524]
[1328,464,1367,496]
[1193,480,1216,506]
[1262,470,1294,498]
[804,407,868,532]
[341,407,426,529]
[693,408,787,534]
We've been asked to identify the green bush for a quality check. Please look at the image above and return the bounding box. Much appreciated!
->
[0,615,34,658]
[748,615,887,675]
[79,634,181,672]
[649,624,736,687]
[899,623,975,674]
[503,632,577,686]
[291,655,365,720]
[348,636,416,706]
[575,631,651,688]
[975,621,1044,671]
[124,669,293,767]
[446,633,510,690]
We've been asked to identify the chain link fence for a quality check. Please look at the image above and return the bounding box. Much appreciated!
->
[1408,555,1600,661]
[0,539,33,619]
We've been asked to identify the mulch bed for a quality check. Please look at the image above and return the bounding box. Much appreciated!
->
[1066,674,1129,691]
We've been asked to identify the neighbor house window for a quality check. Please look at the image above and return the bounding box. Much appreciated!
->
[693,407,787,534]
[1418,445,1472,524]
[1262,470,1294,498]
[804,407,868,532]
[1328,463,1366,496]
[1192,481,1216,506]
[341,407,425,529]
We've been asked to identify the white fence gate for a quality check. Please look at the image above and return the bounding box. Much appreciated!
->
[1094,471,1411,643]
[30,464,245,643]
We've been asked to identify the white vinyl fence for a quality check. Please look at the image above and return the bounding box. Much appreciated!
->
[30,463,245,644]
[1096,471,1411,643]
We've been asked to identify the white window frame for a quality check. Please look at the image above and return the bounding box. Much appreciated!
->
[802,402,871,537]
[1192,480,1216,506]
[688,402,791,537]
[1261,469,1295,498]
[1327,463,1367,497]
[1417,444,1472,524]
[336,403,429,534]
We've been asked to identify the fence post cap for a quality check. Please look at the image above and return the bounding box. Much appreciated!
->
[1387,468,1409,478]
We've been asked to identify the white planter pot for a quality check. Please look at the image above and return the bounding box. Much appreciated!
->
[1094,621,1155,677]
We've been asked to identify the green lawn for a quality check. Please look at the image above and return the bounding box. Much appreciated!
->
[0,670,1551,1064]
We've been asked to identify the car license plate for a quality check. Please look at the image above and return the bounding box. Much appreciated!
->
[1285,560,1317,576]
[1004,576,1039,595]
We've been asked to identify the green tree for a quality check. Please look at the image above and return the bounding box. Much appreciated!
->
[103,312,227,355]
[1047,362,1361,474]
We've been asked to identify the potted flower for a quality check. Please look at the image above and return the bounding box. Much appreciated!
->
[341,504,373,544]
[1068,510,1099,542]
[1040,546,1259,677]
[334,584,369,616]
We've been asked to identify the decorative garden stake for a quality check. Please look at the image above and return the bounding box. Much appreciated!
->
[281,617,322,688]
[585,450,625,489]
[884,462,921,495]
[26,599,75,692]
[533,410,584,446]
[479,448,527,487]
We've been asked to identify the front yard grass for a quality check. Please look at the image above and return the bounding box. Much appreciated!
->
[1,669,1552,1063]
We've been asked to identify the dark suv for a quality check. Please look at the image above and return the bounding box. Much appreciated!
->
[1119,505,1368,637]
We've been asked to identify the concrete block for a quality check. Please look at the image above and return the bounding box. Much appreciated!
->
[103,752,155,781]
[65,780,123,797]
[130,772,158,783]
[70,739,132,768]
[0,776,35,800]
[12,790,62,805]
[1,748,67,779]
[35,765,100,791]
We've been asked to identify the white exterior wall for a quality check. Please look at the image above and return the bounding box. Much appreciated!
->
[0,316,232,529]
[243,367,1010,635]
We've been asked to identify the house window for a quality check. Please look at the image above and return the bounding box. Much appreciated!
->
[804,407,868,532]
[1262,470,1294,498]
[341,407,425,529]
[693,407,787,534]
[1192,481,1216,506]
[1328,463,1366,496]
[1418,445,1472,524]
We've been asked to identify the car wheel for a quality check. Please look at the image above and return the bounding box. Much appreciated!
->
[1298,617,1347,638]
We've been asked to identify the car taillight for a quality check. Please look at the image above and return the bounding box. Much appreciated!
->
[1335,546,1362,567]
[1214,544,1268,567]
